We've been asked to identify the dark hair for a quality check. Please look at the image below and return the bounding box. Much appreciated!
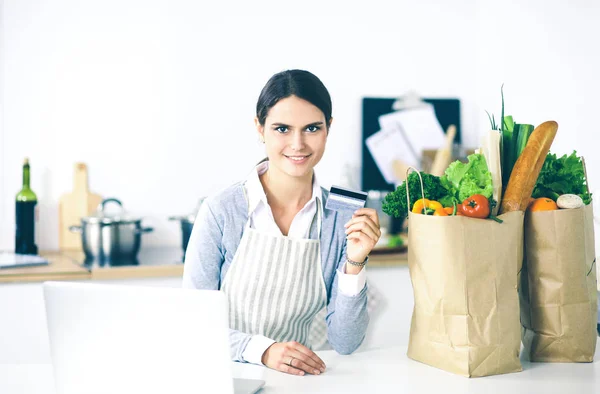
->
[256,70,332,128]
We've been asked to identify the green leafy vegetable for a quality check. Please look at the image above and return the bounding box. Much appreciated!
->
[441,153,494,204]
[382,172,451,219]
[532,151,592,204]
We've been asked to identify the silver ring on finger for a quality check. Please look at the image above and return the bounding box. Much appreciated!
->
[288,356,294,367]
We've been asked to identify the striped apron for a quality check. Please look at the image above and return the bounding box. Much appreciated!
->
[221,197,327,347]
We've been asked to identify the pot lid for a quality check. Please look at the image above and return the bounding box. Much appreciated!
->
[82,198,142,224]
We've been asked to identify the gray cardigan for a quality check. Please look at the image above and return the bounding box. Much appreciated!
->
[181,182,369,362]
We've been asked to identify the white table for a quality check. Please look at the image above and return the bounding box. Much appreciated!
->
[246,345,600,393]
[2,344,598,394]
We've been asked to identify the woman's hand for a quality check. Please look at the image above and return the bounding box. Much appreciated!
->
[344,208,381,266]
[261,341,326,376]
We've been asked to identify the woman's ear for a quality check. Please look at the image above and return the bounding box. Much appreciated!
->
[255,117,265,143]
[327,117,333,135]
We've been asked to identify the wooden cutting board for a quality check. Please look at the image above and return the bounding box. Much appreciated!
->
[58,163,103,251]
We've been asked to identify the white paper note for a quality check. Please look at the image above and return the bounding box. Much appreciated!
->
[378,104,446,165]
[366,128,418,184]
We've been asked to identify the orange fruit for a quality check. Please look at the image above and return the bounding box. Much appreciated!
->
[528,197,558,212]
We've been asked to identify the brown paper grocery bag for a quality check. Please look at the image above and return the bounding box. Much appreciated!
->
[406,210,525,377]
[520,203,598,362]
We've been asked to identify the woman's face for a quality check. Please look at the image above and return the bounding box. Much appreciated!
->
[256,95,329,179]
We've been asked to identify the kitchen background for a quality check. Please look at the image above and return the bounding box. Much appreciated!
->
[1,0,599,252]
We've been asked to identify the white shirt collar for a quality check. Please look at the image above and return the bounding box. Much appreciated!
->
[245,160,322,216]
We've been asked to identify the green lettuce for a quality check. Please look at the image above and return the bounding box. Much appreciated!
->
[441,153,494,205]
[532,151,592,204]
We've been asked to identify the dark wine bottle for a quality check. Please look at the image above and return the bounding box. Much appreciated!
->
[15,158,38,255]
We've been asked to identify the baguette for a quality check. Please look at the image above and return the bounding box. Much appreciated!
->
[499,120,558,213]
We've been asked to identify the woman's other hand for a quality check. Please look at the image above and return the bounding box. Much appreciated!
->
[261,341,326,376]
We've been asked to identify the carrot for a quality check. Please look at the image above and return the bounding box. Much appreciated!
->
[499,121,558,213]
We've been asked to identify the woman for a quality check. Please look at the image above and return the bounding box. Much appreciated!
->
[182,69,381,376]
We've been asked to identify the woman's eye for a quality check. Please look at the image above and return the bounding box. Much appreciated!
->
[306,126,320,133]
[275,126,288,133]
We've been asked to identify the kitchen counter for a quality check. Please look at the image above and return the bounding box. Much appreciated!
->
[1,344,598,394]
[0,247,185,283]
[0,247,408,283]
[241,344,600,393]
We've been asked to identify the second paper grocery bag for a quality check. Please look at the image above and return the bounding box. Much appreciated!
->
[406,210,525,377]
[520,203,598,362]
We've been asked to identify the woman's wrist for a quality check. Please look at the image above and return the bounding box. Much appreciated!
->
[345,256,368,275]
[347,255,368,266]
[261,342,277,365]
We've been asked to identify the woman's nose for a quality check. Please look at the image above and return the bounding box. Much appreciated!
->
[290,131,305,151]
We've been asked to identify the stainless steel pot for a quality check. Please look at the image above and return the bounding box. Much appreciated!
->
[169,197,205,260]
[168,214,195,260]
[70,198,153,265]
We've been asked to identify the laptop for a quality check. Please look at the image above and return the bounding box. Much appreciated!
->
[43,281,265,394]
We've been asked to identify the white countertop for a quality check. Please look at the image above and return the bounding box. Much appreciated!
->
[2,344,598,394]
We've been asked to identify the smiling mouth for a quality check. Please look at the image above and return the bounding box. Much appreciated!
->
[284,154,311,161]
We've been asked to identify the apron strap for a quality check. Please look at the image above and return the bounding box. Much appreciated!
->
[315,198,323,239]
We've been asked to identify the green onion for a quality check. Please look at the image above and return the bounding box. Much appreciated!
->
[486,110,497,131]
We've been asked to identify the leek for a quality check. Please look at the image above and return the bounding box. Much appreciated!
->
[515,124,533,158]
[481,130,503,216]
[502,115,515,189]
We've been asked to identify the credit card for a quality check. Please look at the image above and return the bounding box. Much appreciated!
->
[325,185,368,212]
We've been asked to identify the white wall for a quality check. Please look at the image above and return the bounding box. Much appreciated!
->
[0,0,479,250]
[1,0,599,251]
[0,1,5,250]
[475,0,600,186]
[474,0,600,258]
